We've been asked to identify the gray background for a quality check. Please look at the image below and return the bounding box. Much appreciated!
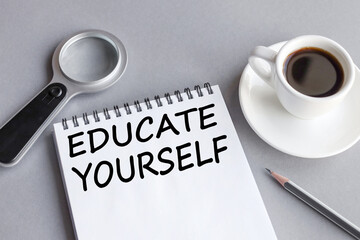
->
[0,0,359,239]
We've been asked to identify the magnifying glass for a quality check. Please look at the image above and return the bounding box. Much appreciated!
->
[0,30,127,167]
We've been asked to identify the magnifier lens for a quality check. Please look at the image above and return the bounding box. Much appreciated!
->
[0,30,127,167]
[60,37,119,82]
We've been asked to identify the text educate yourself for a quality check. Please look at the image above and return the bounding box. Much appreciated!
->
[67,104,228,191]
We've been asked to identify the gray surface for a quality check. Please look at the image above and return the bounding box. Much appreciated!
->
[0,0,359,239]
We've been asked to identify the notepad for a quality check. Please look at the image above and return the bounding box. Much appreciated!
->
[53,84,277,240]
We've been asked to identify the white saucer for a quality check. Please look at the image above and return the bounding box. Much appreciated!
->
[239,41,360,158]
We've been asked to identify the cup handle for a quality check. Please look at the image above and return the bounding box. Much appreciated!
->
[248,46,277,87]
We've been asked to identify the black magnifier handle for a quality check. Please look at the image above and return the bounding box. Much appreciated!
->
[0,82,67,167]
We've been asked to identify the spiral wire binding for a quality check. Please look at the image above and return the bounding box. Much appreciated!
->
[184,88,193,99]
[93,110,100,122]
[174,90,183,102]
[194,85,203,97]
[144,98,152,109]
[134,100,142,112]
[164,93,173,104]
[62,83,213,130]
[154,95,163,107]
[204,82,213,94]
[72,116,79,127]
[104,108,111,120]
[62,118,68,130]
[114,105,121,117]
[124,103,132,115]
[83,113,90,125]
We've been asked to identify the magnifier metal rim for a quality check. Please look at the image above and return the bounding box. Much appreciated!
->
[58,31,122,86]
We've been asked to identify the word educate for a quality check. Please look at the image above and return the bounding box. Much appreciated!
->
[67,104,228,191]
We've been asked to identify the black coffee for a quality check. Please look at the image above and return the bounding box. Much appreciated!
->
[284,47,344,97]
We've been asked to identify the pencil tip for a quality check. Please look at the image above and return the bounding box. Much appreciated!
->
[265,168,271,174]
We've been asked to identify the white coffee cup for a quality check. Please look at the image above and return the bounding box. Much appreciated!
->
[248,35,355,119]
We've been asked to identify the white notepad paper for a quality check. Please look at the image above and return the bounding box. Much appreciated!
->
[53,84,277,240]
